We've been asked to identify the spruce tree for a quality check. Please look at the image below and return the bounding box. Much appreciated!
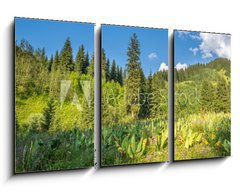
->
[106,59,110,81]
[200,80,215,112]
[48,55,53,72]
[60,37,74,72]
[119,67,123,86]
[111,60,117,82]
[88,54,94,77]
[75,45,85,75]
[215,77,229,113]
[83,52,89,74]
[41,98,56,130]
[125,33,142,118]
[101,49,107,80]
[52,51,59,71]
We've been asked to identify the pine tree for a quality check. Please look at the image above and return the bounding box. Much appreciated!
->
[48,55,53,72]
[138,69,148,118]
[60,37,74,72]
[88,54,94,77]
[102,49,107,80]
[215,77,229,113]
[200,80,215,112]
[41,98,56,130]
[111,60,117,82]
[52,51,59,71]
[146,72,153,118]
[125,33,142,118]
[106,58,110,81]
[119,67,123,86]
[75,45,85,75]
[83,52,89,74]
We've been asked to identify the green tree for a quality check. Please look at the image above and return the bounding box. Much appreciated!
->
[200,80,215,112]
[48,55,53,72]
[52,51,59,71]
[106,59,110,81]
[83,52,89,74]
[88,54,94,77]
[215,77,230,113]
[102,49,107,80]
[118,67,123,86]
[125,33,142,118]
[60,37,74,72]
[41,98,56,130]
[75,45,85,75]
[110,60,117,82]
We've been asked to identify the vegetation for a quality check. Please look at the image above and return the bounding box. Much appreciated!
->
[15,38,94,173]
[101,33,168,166]
[174,58,231,160]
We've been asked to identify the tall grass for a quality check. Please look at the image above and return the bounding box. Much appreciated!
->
[175,113,231,160]
[101,118,168,166]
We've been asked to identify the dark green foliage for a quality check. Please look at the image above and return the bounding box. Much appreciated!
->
[16,128,94,172]
[125,33,142,118]
[118,67,123,86]
[75,45,85,75]
[87,54,94,77]
[41,99,56,130]
[215,76,230,113]
[106,59,110,81]
[200,80,215,112]
[110,60,117,82]
[52,51,59,71]
[60,37,74,71]
[83,52,89,74]
[48,55,53,72]
[101,49,107,80]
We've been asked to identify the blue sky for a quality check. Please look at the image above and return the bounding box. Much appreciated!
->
[174,30,231,68]
[102,25,168,76]
[15,18,94,59]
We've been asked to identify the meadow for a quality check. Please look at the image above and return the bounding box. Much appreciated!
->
[174,58,231,160]
[15,37,94,172]
[101,32,168,166]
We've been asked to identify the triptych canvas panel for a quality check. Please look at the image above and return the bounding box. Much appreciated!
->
[15,18,231,173]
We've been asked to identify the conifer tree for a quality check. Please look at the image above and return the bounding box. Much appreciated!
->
[83,52,89,74]
[52,51,59,71]
[75,45,85,75]
[48,55,53,72]
[200,80,215,112]
[106,58,110,81]
[41,98,56,130]
[111,60,117,82]
[101,49,107,80]
[125,33,142,118]
[215,77,229,113]
[119,67,123,86]
[88,54,94,77]
[60,37,74,72]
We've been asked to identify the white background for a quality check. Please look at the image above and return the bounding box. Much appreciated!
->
[1,0,240,191]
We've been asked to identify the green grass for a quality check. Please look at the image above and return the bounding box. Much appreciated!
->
[101,118,168,166]
[15,96,94,173]
[16,128,94,173]
[174,113,231,160]
[16,95,48,126]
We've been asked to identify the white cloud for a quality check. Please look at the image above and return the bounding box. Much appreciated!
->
[190,34,201,40]
[177,31,190,39]
[159,62,168,71]
[199,33,231,59]
[148,52,158,60]
[189,47,199,56]
[175,62,188,70]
